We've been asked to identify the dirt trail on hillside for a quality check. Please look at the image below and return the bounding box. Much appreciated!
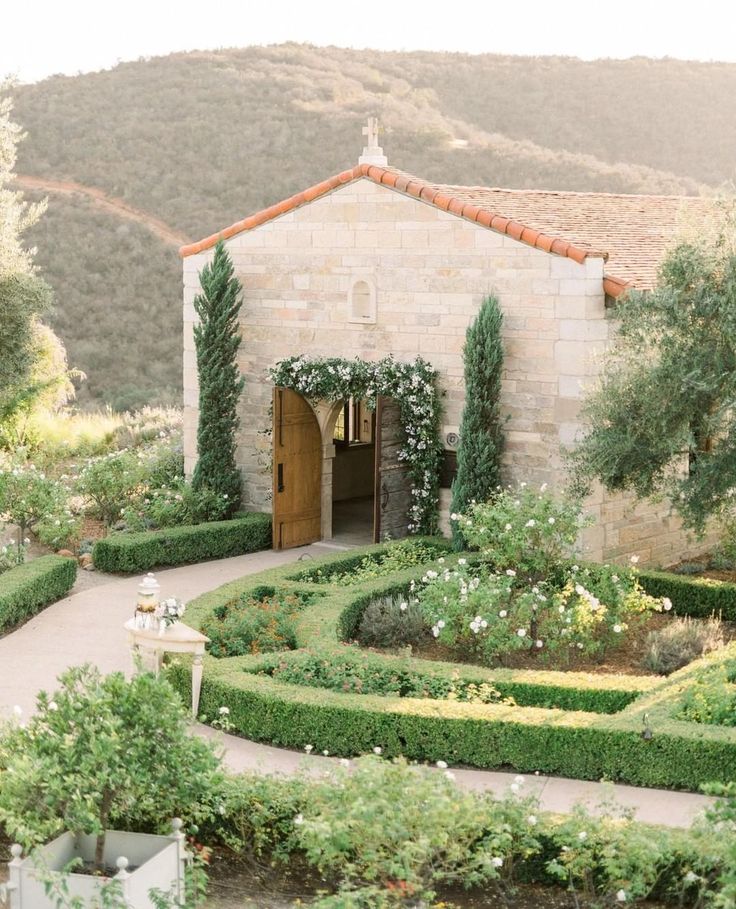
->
[15,174,190,248]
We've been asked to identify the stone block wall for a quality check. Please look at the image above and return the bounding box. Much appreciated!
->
[183,177,711,567]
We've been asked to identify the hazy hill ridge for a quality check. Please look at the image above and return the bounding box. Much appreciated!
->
[11,44,736,408]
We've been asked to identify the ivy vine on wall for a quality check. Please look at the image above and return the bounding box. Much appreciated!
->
[269,355,443,534]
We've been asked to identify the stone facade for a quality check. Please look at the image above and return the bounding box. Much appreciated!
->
[183,177,710,566]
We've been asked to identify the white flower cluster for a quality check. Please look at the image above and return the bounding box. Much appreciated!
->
[155,596,186,627]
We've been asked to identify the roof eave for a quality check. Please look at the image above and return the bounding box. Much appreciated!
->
[179,163,608,269]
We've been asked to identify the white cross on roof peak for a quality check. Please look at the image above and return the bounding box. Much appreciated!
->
[359,117,388,166]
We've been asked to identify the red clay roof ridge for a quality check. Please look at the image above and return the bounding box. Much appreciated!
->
[180,163,640,292]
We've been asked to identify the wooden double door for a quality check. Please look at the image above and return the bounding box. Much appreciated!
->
[272,388,411,550]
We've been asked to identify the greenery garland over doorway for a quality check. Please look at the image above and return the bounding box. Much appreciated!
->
[269,355,443,534]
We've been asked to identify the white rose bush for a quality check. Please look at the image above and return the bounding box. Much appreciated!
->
[420,485,666,665]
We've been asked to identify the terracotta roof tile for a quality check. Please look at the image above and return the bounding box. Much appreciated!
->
[180,163,713,296]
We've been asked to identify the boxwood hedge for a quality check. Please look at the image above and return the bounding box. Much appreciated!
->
[168,541,736,790]
[638,568,736,620]
[0,554,77,632]
[92,513,272,573]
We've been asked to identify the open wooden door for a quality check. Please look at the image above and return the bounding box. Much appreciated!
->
[273,387,322,549]
[373,396,412,542]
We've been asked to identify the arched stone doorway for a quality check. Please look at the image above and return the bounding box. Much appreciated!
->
[272,387,412,549]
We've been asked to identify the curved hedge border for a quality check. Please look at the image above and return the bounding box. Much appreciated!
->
[0,555,77,633]
[92,513,272,573]
[168,542,736,790]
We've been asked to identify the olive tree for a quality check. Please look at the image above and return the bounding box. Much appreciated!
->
[570,232,736,533]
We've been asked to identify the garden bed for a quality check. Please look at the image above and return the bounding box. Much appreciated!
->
[204,850,669,909]
[404,612,736,677]
[168,539,736,790]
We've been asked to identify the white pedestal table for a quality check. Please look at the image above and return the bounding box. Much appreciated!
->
[124,619,210,717]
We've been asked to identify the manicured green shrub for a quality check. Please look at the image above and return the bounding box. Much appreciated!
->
[172,658,736,789]
[92,513,271,573]
[638,569,736,620]
[0,554,76,632]
[168,543,736,791]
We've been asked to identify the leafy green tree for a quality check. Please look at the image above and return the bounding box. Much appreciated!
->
[0,89,46,278]
[192,241,245,515]
[0,665,224,871]
[450,294,505,547]
[570,235,736,533]
[0,463,66,557]
[0,88,77,436]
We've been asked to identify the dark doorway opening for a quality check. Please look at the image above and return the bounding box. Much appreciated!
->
[331,398,376,545]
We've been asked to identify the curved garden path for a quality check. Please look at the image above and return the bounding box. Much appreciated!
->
[0,545,712,829]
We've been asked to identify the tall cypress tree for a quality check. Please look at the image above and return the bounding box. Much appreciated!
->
[192,241,245,515]
[450,294,505,548]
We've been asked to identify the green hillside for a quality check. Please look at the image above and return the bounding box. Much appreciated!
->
[11,44,736,407]
[24,192,181,410]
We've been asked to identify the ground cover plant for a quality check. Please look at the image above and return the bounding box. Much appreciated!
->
[254,646,514,705]
[677,657,736,727]
[91,512,272,573]
[296,539,447,586]
[202,588,320,657]
[170,522,736,789]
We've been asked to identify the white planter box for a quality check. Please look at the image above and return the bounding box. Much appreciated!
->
[5,823,187,909]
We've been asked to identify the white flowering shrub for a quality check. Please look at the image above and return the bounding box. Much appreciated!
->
[0,462,71,553]
[422,487,666,663]
[453,484,588,581]
[121,479,230,530]
[76,448,148,526]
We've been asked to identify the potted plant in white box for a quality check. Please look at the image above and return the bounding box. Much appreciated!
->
[0,665,223,909]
